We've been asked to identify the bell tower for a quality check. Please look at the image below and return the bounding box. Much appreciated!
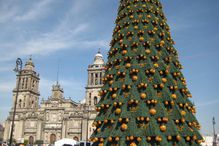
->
[12,57,40,110]
[85,49,105,107]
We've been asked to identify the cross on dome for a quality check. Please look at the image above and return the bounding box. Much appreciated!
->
[93,49,104,65]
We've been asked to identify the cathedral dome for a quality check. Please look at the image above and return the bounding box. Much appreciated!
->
[93,49,104,65]
[24,57,35,71]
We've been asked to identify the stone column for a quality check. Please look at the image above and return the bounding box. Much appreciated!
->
[93,73,95,85]
[3,120,11,141]
[88,71,91,86]
[36,120,42,140]
[62,120,66,139]
[81,114,88,141]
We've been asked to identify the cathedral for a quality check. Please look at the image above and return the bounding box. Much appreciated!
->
[3,50,105,144]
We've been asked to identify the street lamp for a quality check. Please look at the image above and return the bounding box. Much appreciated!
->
[9,58,23,145]
[213,117,217,146]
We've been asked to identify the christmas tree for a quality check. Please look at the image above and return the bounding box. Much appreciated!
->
[91,0,203,145]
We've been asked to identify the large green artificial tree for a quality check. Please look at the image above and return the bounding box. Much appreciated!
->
[91,0,203,145]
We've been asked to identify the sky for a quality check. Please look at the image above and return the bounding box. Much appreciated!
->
[0,0,219,135]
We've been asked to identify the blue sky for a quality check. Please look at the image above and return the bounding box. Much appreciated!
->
[0,0,219,135]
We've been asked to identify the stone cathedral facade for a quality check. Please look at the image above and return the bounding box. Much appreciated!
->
[3,51,105,144]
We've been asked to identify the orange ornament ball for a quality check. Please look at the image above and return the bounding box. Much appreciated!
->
[163,117,169,123]
[155,136,162,142]
[115,136,120,141]
[109,80,114,85]
[145,49,151,54]
[154,63,159,68]
[100,138,104,142]
[139,37,144,42]
[149,108,157,115]
[130,142,137,146]
[167,136,172,141]
[129,136,134,141]
[122,50,128,55]
[186,136,191,141]
[108,137,113,142]
[146,136,151,141]
[172,94,177,99]
[162,78,167,83]
[181,110,186,116]
[104,120,108,124]
[115,108,122,115]
[160,125,167,132]
[181,118,186,123]
[176,135,181,141]
[126,63,131,68]
[112,94,117,99]
[121,123,128,130]
[132,75,138,81]
[137,137,142,142]
[94,137,98,142]
[140,93,147,99]
[134,26,138,29]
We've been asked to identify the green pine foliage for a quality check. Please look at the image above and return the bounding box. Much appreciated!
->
[91,0,203,145]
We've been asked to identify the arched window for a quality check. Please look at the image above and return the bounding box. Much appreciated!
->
[89,93,92,105]
[31,100,34,108]
[94,96,98,105]
[18,99,22,108]
[100,73,102,84]
[91,73,94,85]
[95,73,98,85]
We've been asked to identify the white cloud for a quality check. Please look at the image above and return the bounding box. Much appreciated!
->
[0,66,13,72]
[0,0,109,62]
[197,99,219,107]
[0,0,18,23]
[15,0,53,21]
[0,80,14,94]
